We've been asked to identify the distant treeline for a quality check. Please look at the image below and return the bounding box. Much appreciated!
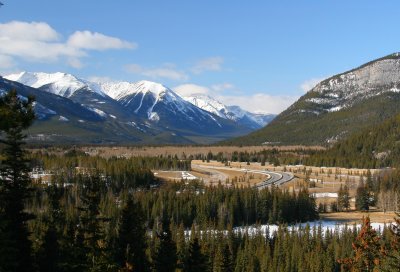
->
[190,148,318,166]
[29,150,191,190]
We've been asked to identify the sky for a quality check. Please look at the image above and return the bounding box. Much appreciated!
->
[1,1,400,114]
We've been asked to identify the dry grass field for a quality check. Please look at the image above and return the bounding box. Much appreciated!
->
[320,211,396,224]
[78,145,324,158]
[155,166,266,187]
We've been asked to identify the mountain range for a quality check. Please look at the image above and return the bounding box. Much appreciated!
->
[1,72,275,145]
[225,53,400,146]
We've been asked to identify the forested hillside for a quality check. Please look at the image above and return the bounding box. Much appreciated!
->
[306,113,400,168]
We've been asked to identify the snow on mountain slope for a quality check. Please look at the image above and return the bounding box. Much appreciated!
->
[110,81,225,128]
[303,53,400,114]
[5,71,106,98]
[98,80,166,100]
[184,94,229,119]
[184,94,275,128]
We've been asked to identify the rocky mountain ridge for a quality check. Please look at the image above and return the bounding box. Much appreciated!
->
[224,52,400,146]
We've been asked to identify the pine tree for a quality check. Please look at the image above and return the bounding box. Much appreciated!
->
[176,223,187,271]
[0,90,35,272]
[339,217,385,271]
[37,185,64,272]
[338,184,351,212]
[153,222,177,272]
[387,212,400,270]
[184,237,208,272]
[356,180,370,211]
[213,243,233,272]
[78,174,116,271]
[117,194,149,271]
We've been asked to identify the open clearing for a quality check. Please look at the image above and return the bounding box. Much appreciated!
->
[320,211,396,224]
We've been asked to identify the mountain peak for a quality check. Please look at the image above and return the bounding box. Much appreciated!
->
[97,79,174,101]
[134,80,170,96]
[183,93,275,128]
[4,71,106,98]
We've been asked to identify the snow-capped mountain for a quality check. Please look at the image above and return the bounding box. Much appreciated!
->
[3,72,257,144]
[184,94,275,129]
[4,71,136,121]
[5,71,106,98]
[100,80,242,135]
[6,72,269,133]
[227,52,400,145]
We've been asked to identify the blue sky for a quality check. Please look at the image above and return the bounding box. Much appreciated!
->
[1,1,400,113]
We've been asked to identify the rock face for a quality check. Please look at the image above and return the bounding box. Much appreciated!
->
[224,53,400,146]
[306,53,400,114]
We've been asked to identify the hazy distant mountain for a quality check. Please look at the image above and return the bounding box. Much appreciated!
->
[224,53,400,145]
[184,94,275,129]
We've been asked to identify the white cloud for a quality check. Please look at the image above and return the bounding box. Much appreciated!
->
[67,58,84,69]
[174,82,235,97]
[300,77,325,93]
[0,21,136,68]
[67,31,136,51]
[0,55,16,69]
[87,76,114,83]
[175,82,298,114]
[125,63,188,81]
[174,84,210,97]
[211,83,235,92]
[216,93,299,114]
[192,56,224,74]
[0,21,59,42]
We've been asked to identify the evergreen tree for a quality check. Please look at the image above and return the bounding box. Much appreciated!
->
[37,185,64,272]
[338,184,351,212]
[356,180,370,211]
[387,212,400,270]
[117,194,149,271]
[213,243,233,272]
[184,237,208,272]
[153,222,177,272]
[78,174,116,271]
[0,90,35,272]
[339,217,385,271]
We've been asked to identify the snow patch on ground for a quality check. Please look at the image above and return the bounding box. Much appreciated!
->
[327,106,344,112]
[312,193,338,198]
[85,106,107,118]
[148,112,160,122]
[183,221,388,239]
[59,116,69,122]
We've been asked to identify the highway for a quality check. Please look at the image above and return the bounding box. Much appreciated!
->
[192,163,294,189]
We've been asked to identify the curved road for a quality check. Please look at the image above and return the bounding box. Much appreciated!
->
[192,163,294,189]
